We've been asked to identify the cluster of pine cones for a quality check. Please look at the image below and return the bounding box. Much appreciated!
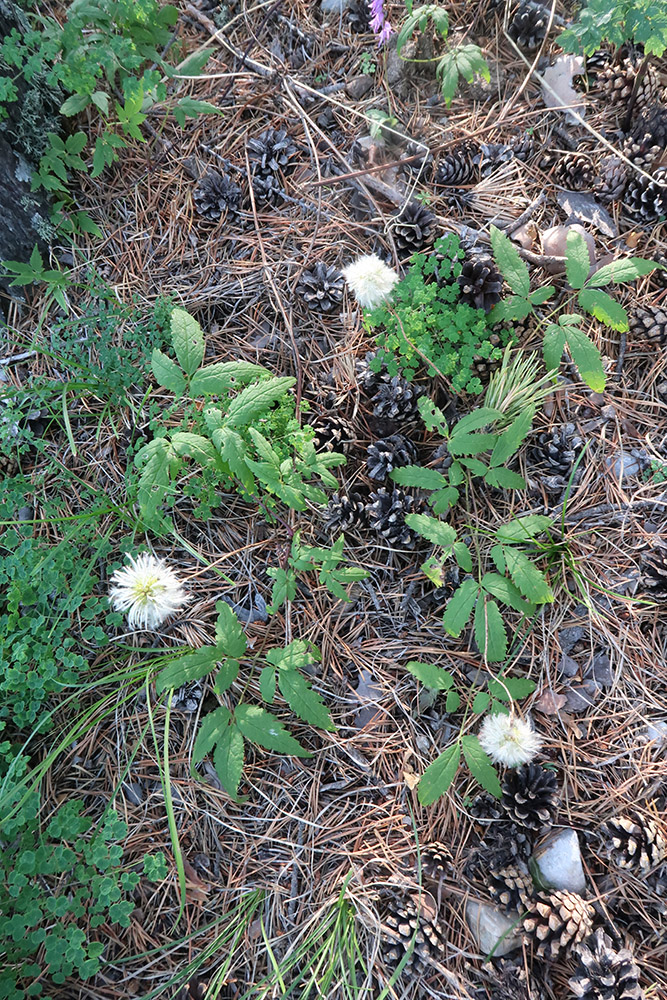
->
[375,780,663,999]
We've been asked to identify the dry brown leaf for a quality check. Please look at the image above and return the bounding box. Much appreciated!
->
[542,55,586,122]
[535,690,568,715]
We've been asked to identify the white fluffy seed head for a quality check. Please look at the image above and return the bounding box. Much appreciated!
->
[341,253,399,310]
[109,552,189,630]
[477,712,543,768]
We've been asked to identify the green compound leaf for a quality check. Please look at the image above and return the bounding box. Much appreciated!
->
[215,601,248,658]
[417,741,461,806]
[192,706,232,763]
[190,361,269,395]
[171,432,223,470]
[490,225,530,297]
[436,52,459,106]
[443,578,479,636]
[484,467,526,489]
[225,377,296,428]
[170,308,205,375]
[213,723,245,801]
[234,705,312,756]
[156,645,222,693]
[488,676,536,702]
[461,734,502,798]
[563,321,607,392]
[495,515,554,542]
[405,661,456,690]
[390,466,450,489]
[474,597,507,663]
[453,541,473,572]
[502,547,554,604]
[577,288,629,332]
[586,256,660,287]
[405,513,457,548]
[481,571,535,615]
[259,666,276,702]
[151,349,186,395]
[277,669,335,731]
[489,408,534,468]
[565,230,592,290]
[543,323,567,375]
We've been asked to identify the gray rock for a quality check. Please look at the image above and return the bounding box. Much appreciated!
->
[606,449,650,483]
[559,654,579,678]
[345,75,374,100]
[558,626,585,655]
[565,683,598,713]
[643,721,667,747]
[533,828,586,893]
[320,0,350,12]
[465,899,522,956]
[590,652,613,688]
[121,781,144,806]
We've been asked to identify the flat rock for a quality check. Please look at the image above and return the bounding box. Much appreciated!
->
[606,449,649,483]
[565,682,598,713]
[464,899,521,956]
[533,828,586,893]
[345,75,374,100]
[557,190,618,238]
[320,0,351,12]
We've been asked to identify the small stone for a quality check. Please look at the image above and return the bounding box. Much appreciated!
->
[345,75,374,99]
[606,449,649,483]
[321,0,351,12]
[644,721,667,746]
[465,899,522,956]
[121,781,144,806]
[565,685,598,712]
[533,828,586,893]
[558,626,586,655]
[590,652,613,687]
[559,654,579,678]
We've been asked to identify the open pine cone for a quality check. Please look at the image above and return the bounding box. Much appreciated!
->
[501,764,559,831]
[322,492,367,535]
[193,169,242,220]
[436,140,481,186]
[569,927,644,1000]
[601,812,667,872]
[629,304,667,346]
[379,896,446,975]
[296,262,344,313]
[366,434,417,480]
[522,890,595,959]
[488,862,534,914]
[392,200,437,256]
[508,0,549,50]
[457,253,503,312]
[366,487,419,547]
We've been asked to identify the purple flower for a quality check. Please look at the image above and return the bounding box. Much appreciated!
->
[368,0,393,46]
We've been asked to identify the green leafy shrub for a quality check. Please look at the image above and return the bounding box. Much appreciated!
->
[0,523,118,730]
[156,602,339,801]
[365,235,508,394]
[134,308,344,531]
[266,532,368,613]
[559,0,667,56]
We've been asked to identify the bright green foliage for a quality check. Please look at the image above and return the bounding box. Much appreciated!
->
[398,3,489,105]
[490,225,662,393]
[391,395,533,514]
[0,783,164,998]
[404,661,536,804]
[267,532,368,613]
[0,0,222,217]
[133,309,345,531]
[0,522,119,731]
[365,235,508,394]
[559,0,667,56]
[1,246,73,313]
[157,603,336,801]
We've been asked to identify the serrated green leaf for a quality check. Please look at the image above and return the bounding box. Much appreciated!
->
[267,567,297,613]
[405,661,455,690]
[472,691,491,714]
[192,706,232,763]
[211,426,254,491]
[474,597,507,662]
[445,689,461,713]
[213,724,244,801]
[443,578,479,636]
[170,308,205,375]
[577,288,628,332]
[458,457,489,476]
[543,324,567,374]
[448,432,497,457]
[453,542,473,572]
[214,601,247,658]
[278,669,335,731]
[461,735,502,797]
[484,467,526,489]
[60,93,91,116]
[481,572,535,615]
[390,466,449,489]
[495,515,554,542]
[503,548,554,604]
[156,646,221,693]
[267,639,320,671]
[529,285,555,305]
[225,377,295,428]
[418,395,449,433]
[489,408,534,468]
[405,513,456,548]
[259,666,276,702]
[431,486,460,513]
[488,676,536,702]
[136,438,176,526]
[448,461,465,486]
[175,50,213,76]
[565,230,592,289]
[451,407,504,435]
[234,705,311,756]
[151,349,186,395]
[489,296,532,325]
[586,257,660,287]
[490,225,530,296]
[417,742,461,806]
[563,322,606,392]
[171,432,223,470]
[214,659,239,695]
[190,361,269,396]
[248,427,281,466]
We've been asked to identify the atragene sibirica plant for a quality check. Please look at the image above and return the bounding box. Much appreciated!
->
[345,235,507,394]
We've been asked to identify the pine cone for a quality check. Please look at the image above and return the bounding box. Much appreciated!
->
[502,764,559,831]
[527,423,584,496]
[310,413,355,453]
[522,890,595,959]
[639,537,667,596]
[346,0,371,32]
[392,200,437,257]
[380,896,447,975]
[366,434,418,480]
[0,452,19,478]
[480,141,515,178]
[554,152,595,190]
[193,169,242,220]
[601,811,667,871]
[251,171,284,205]
[366,487,419,547]
[356,351,390,397]
[629,304,667,345]
[599,58,661,108]
[323,492,367,534]
[585,49,613,80]
[457,254,503,312]
[510,132,537,162]
[595,156,628,204]
[488,862,534,913]
[371,376,425,425]
[470,957,544,1000]
[621,136,663,171]
[569,927,644,1000]
[400,139,434,181]
[508,1,549,50]
[436,140,481,186]
[469,791,504,823]
[296,262,345,313]
[630,102,667,149]
[420,841,453,882]
[247,128,298,175]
